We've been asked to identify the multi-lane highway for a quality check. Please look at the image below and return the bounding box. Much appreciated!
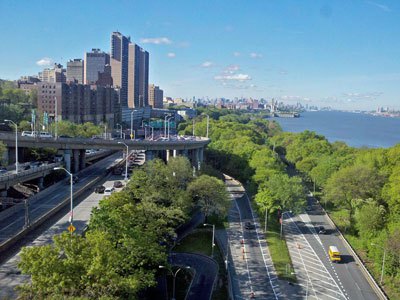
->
[0,153,143,299]
[282,195,381,300]
[0,153,123,247]
[224,175,282,299]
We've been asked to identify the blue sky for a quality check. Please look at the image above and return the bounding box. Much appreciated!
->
[0,0,399,110]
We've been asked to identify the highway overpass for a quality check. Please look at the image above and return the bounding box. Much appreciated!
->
[0,132,210,173]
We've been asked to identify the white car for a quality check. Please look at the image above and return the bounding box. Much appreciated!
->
[104,187,115,196]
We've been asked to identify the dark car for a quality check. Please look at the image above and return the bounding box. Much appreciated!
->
[59,135,72,138]
[66,175,79,184]
[317,226,327,234]
[94,185,106,193]
[0,167,7,174]
[113,181,123,188]
[245,222,256,230]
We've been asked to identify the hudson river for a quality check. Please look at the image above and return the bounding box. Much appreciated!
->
[274,111,400,148]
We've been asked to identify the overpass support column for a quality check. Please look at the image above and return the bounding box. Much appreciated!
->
[166,149,170,162]
[173,149,177,157]
[199,147,204,163]
[145,150,154,161]
[38,177,44,190]
[195,148,200,170]
[73,149,80,173]
[183,149,188,158]
[79,149,86,170]
[63,150,71,172]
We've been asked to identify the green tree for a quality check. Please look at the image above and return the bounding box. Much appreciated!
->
[18,230,157,299]
[261,173,306,213]
[0,142,6,165]
[354,200,386,239]
[323,164,383,227]
[188,175,230,219]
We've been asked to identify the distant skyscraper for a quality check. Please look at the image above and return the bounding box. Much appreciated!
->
[66,59,84,83]
[84,49,110,85]
[39,63,66,83]
[110,32,130,106]
[128,44,149,108]
[148,84,163,108]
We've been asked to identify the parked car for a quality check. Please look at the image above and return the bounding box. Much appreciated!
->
[113,181,123,188]
[0,167,7,174]
[104,187,115,195]
[94,185,106,193]
[245,222,256,230]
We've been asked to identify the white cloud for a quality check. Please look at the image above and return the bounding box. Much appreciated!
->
[223,64,240,74]
[36,57,53,67]
[342,92,383,101]
[201,61,214,68]
[167,52,176,58]
[214,73,251,81]
[233,52,241,57]
[250,52,263,59]
[140,37,172,45]
[366,1,391,12]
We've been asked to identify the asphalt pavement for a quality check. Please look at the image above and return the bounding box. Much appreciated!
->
[282,195,380,300]
[169,252,218,300]
[0,154,128,299]
[223,175,283,299]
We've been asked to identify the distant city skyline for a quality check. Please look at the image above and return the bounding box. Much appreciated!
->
[0,0,399,110]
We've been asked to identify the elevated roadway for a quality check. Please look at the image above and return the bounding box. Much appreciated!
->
[0,132,210,151]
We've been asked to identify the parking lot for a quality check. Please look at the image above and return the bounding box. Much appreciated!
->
[283,214,348,300]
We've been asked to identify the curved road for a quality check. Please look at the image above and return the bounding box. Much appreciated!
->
[169,252,218,300]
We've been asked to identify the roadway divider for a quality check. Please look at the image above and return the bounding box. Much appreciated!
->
[320,203,388,300]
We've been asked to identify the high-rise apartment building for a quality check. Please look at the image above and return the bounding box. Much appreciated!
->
[148,84,163,108]
[128,44,149,108]
[110,32,130,106]
[84,49,110,85]
[66,59,84,83]
[39,63,66,83]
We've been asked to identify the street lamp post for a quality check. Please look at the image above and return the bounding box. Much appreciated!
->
[202,114,210,138]
[130,110,135,140]
[164,114,172,138]
[118,142,129,181]
[159,265,191,300]
[371,243,387,285]
[204,223,215,257]
[4,120,18,174]
[149,125,154,140]
[116,123,122,139]
[167,117,173,140]
[54,167,73,227]
[280,211,292,238]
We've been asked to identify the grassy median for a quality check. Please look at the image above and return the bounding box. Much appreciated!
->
[263,213,297,282]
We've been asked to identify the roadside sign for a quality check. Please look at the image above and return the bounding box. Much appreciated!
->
[68,224,76,233]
